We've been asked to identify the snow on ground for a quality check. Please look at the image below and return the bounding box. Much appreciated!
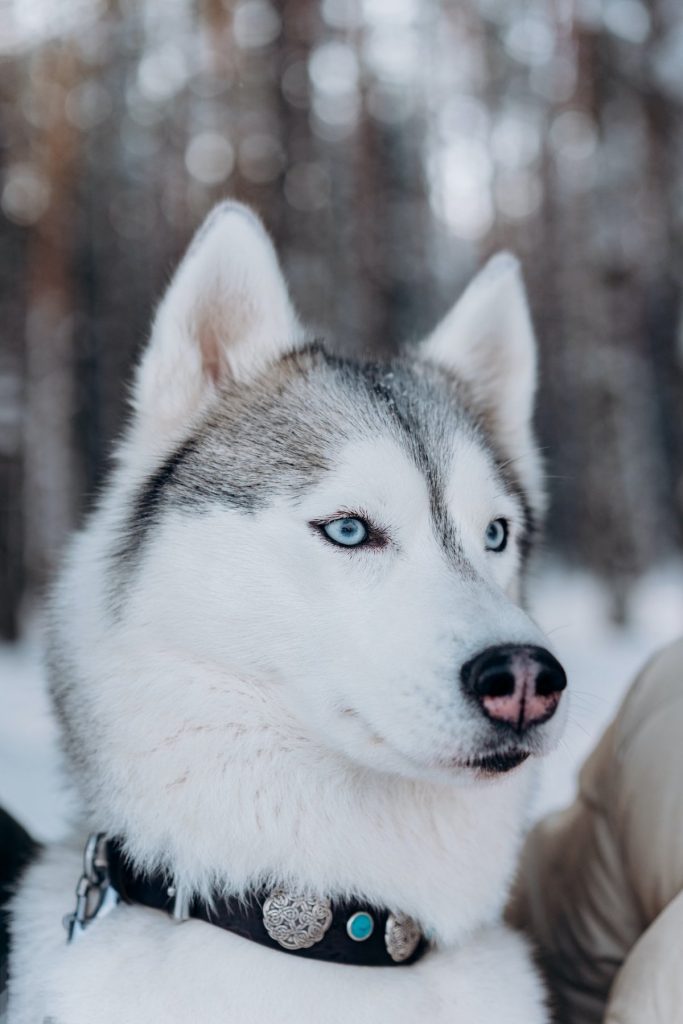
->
[0,628,75,841]
[0,562,681,842]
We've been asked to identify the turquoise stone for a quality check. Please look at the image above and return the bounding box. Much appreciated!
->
[346,911,374,941]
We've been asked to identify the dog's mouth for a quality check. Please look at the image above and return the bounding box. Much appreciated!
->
[336,705,534,777]
[456,749,531,775]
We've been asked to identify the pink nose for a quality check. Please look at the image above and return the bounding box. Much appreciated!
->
[462,645,566,733]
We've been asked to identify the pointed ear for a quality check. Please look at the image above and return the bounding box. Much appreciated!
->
[131,201,303,442]
[421,253,542,498]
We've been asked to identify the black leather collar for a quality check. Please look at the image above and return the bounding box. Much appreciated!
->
[104,838,428,967]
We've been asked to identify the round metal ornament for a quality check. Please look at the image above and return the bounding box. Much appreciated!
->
[262,888,333,950]
[384,912,422,962]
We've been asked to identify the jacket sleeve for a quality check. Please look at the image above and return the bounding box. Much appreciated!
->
[604,889,683,1023]
[509,638,683,1024]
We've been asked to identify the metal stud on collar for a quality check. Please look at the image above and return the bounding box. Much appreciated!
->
[262,889,333,950]
[385,912,422,962]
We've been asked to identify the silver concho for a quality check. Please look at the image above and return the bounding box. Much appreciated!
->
[385,912,422,962]
[262,889,333,950]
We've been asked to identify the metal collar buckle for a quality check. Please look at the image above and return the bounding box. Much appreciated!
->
[63,832,112,943]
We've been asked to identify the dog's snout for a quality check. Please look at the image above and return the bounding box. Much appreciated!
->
[462,644,566,733]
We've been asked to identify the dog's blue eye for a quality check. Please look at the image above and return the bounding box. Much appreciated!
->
[322,517,369,547]
[485,518,508,552]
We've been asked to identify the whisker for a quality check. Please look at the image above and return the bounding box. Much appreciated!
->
[564,714,592,739]
[539,623,572,638]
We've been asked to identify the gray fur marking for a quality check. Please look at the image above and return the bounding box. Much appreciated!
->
[111,343,529,598]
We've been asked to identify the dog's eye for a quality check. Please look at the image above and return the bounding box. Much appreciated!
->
[321,517,369,548]
[485,518,508,552]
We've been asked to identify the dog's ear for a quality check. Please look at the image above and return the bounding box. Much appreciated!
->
[421,253,541,494]
[131,201,303,441]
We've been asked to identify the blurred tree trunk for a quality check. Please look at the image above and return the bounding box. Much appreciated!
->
[0,57,27,638]
[642,0,683,552]
[22,43,82,594]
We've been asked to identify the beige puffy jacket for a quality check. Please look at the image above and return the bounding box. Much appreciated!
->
[511,638,683,1023]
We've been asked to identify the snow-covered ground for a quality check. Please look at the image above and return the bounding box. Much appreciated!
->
[1,562,682,842]
[0,627,75,840]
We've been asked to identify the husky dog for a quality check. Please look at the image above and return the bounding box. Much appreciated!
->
[7,202,566,1023]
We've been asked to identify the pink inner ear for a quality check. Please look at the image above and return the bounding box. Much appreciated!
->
[198,315,224,385]
[194,285,259,385]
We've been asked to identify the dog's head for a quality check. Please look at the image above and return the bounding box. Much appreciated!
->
[53,203,566,836]
[76,201,565,787]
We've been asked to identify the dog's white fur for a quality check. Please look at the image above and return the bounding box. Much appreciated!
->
[8,203,564,1023]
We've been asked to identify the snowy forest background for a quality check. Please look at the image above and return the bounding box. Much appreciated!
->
[1,0,683,835]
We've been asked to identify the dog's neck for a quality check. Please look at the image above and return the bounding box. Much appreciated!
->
[68,654,534,947]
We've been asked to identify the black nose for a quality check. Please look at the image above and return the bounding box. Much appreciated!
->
[461,644,566,733]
